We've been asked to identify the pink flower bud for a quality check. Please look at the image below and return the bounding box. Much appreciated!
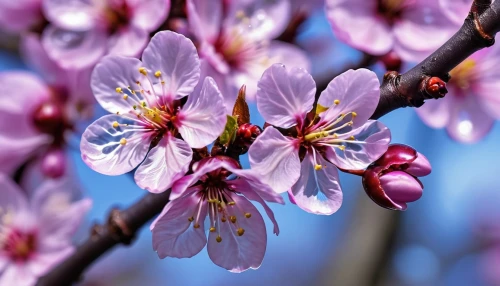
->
[380,171,423,207]
[41,148,66,178]
[32,100,65,135]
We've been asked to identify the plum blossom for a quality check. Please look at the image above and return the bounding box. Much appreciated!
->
[0,0,43,33]
[0,174,91,286]
[248,66,391,215]
[439,0,472,26]
[186,0,310,110]
[151,156,283,272]
[80,31,227,193]
[41,0,170,69]
[416,43,500,143]
[326,0,457,62]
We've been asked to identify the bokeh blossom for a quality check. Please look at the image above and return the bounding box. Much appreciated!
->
[439,0,471,26]
[0,0,43,33]
[186,0,310,110]
[0,174,91,286]
[416,44,500,143]
[248,66,391,215]
[152,156,283,272]
[80,31,226,193]
[41,0,170,69]
[326,0,457,62]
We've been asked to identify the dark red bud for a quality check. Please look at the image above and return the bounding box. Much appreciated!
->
[41,148,66,178]
[380,51,402,71]
[424,77,448,99]
[232,123,262,154]
[32,100,65,135]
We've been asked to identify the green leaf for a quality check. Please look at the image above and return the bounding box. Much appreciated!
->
[219,115,239,146]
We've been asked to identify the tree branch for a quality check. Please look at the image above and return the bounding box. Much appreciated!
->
[36,1,500,285]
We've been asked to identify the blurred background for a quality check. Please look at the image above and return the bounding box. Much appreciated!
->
[1,3,500,286]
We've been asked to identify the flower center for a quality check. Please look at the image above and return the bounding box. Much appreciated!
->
[104,0,132,34]
[449,59,476,91]
[1,229,37,262]
[377,0,405,24]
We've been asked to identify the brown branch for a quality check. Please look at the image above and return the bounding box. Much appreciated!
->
[37,1,500,285]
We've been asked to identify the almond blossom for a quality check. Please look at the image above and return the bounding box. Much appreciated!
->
[41,0,170,69]
[326,0,457,62]
[0,174,91,286]
[248,66,391,215]
[151,156,283,272]
[80,31,227,193]
[0,0,43,33]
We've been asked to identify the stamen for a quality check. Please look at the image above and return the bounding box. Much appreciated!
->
[237,228,245,236]
[229,216,237,223]
[139,67,147,75]
[216,235,222,243]
[334,99,340,105]
[112,121,119,128]
[245,213,251,218]
[338,145,346,151]
[209,227,216,232]
[314,164,323,171]
[188,217,194,222]
[228,202,236,206]
[154,71,162,78]
[349,136,355,140]
[193,223,200,229]
[116,87,123,93]
[221,217,227,222]
[119,138,127,145]
[122,94,128,100]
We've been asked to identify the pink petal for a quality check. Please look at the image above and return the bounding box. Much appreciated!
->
[473,45,500,119]
[177,77,227,148]
[289,154,343,215]
[151,191,207,258]
[248,127,301,193]
[142,31,200,100]
[267,41,311,72]
[325,120,391,170]
[0,265,36,286]
[42,25,107,69]
[108,26,149,58]
[439,0,470,25]
[207,193,267,273]
[186,0,222,43]
[42,0,95,30]
[415,93,453,129]
[256,64,315,128]
[80,114,153,175]
[128,0,170,31]
[318,69,380,129]
[28,246,74,276]
[0,173,28,213]
[170,160,226,200]
[0,0,42,32]
[228,169,285,204]
[134,133,192,193]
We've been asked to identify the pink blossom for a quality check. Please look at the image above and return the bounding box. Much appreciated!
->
[416,43,500,143]
[41,0,170,69]
[186,0,310,110]
[439,0,471,26]
[80,31,227,193]
[248,66,391,215]
[0,0,43,33]
[326,0,457,62]
[151,156,283,272]
[0,174,91,286]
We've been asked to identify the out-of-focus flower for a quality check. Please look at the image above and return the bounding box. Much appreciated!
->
[0,0,43,33]
[248,66,391,215]
[326,0,458,62]
[439,0,471,26]
[362,144,431,211]
[80,31,226,193]
[151,156,283,272]
[41,0,170,69]
[0,174,91,286]
[416,44,500,143]
[186,0,310,110]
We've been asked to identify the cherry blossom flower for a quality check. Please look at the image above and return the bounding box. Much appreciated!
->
[0,174,91,286]
[416,44,500,143]
[80,31,227,193]
[0,0,43,33]
[151,156,283,272]
[41,0,170,69]
[325,0,457,62]
[248,65,391,215]
[439,0,471,26]
[186,0,310,110]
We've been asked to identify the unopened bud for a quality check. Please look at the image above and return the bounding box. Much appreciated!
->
[41,148,66,178]
[380,51,402,72]
[233,123,262,154]
[32,100,65,135]
[424,77,448,99]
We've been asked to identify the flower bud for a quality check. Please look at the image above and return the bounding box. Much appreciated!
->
[380,51,402,71]
[32,100,65,135]
[232,123,262,154]
[41,148,66,178]
[362,144,431,211]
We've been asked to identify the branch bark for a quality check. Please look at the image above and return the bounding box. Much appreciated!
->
[36,1,500,285]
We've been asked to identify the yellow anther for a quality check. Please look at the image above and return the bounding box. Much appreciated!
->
[229,216,237,223]
[245,213,252,218]
[236,10,246,19]
[112,121,119,128]
[116,111,120,115]
[193,223,200,229]
[221,217,227,223]
[339,145,346,151]
[133,105,137,110]
[237,228,245,236]
[139,67,147,75]
[352,112,357,118]
[347,121,353,126]
[349,136,355,140]
[209,227,216,232]
[333,133,338,139]
[154,70,162,78]
[141,101,147,107]
[116,87,123,93]
[314,164,323,171]
[334,99,340,105]
[228,202,236,206]
[119,138,127,145]
[161,80,165,84]
[188,217,194,222]
[122,94,128,100]
[216,236,222,243]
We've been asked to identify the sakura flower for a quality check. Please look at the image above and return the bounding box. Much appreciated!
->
[41,0,170,69]
[0,174,91,286]
[0,0,43,33]
[187,0,310,110]
[326,0,458,62]
[248,65,391,215]
[439,0,471,26]
[80,31,227,193]
[151,156,283,272]
[416,43,500,143]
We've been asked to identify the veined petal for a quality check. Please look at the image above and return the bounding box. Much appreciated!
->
[170,160,226,200]
[318,69,380,129]
[228,168,285,204]
[142,31,201,100]
[80,114,153,175]
[135,133,192,193]
[108,26,149,58]
[324,120,391,170]
[43,0,95,30]
[128,0,170,31]
[177,77,226,148]
[0,173,29,215]
[186,0,222,43]
[289,154,343,215]
[207,193,267,273]
[256,64,315,128]
[152,191,207,259]
[267,41,311,72]
[248,127,301,193]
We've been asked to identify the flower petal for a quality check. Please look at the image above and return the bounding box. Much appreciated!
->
[415,93,453,129]
[318,69,380,129]
[0,173,28,214]
[248,127,301,193]
[135,133,192,193]
[256,64,315,128]
[42,0,95,30]
[186,0,222,43]
[142,31,200,100]
[0,0,43,32]
[289,154,343,215]
[439,0,469,25]
[80,114,153,175]
[325,120,391,170]
[128,0,170,31]
[177,77,226,148]
[170,159,225,200]
[107,26,149,58]
[267,41,311,72]
[152,191,207,259]
[207,193,267,273]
